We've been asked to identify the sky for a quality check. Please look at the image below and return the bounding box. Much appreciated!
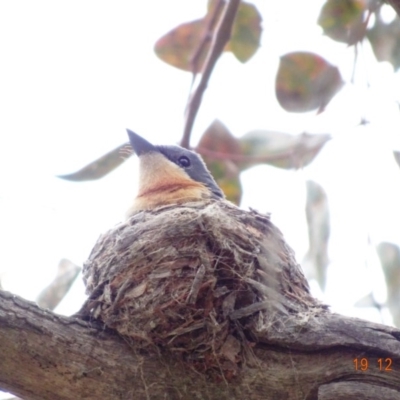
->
[0,0,400,339]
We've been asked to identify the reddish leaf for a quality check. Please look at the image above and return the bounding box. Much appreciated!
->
[226,1,262,62]
[196,120,242,204]
[318,0,367,44]
[58,142,130,181]
[197,119,241,155]
[276,52,344,113]
[154,1,262,72]
[154,19,209,72]
[238,130,331,170]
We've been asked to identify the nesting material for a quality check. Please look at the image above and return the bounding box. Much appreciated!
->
[82,200,323,378]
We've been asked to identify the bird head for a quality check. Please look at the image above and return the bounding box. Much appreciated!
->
[126,129,224,215]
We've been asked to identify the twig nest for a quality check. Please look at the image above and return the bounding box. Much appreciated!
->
[82,200,323,378]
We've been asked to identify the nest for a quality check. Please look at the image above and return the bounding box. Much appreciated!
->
[81,200,323,379]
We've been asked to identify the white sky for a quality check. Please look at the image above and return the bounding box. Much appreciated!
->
[1,0,400,332]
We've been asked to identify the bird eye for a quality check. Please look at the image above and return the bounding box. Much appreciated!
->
[178,156,191,168]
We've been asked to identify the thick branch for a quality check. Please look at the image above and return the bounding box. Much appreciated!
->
[1,290,400,399]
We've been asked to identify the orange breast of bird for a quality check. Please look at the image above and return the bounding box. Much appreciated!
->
[127,152,211,216]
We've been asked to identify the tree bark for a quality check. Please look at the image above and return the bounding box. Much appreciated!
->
[1,290,399,400]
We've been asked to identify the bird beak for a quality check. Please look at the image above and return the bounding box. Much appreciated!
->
[126,129,157,156]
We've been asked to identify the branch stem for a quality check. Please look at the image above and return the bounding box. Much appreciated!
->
[181,0,241,148]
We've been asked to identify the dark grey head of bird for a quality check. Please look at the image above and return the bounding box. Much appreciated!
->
[127,129,224,200]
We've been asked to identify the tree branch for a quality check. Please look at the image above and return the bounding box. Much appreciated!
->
[1,290,400,399]
[189,0,225,77]
[181,0,241,149]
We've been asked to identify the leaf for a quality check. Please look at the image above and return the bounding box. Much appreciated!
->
[197,119,241,155]
[226,1,262,62]
[376,242,400,327]
[196,120,242,204]
[367,16,400,71]
[36,259,81,311]
[220,335,241,363]
[154,19,209,72]
[394,150,400,169]
[276,51,344,113]
[318,0,367,44]
[154,1,262,71]
[302,180,330,291]
[238,130,331,170]
[354,292,382,308]
[154,0,223,72]
[58,142,131,181]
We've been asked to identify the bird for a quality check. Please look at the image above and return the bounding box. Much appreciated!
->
[81,129,324,379]
[126,129,224,216]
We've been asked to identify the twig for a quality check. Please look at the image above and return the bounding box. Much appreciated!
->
[181,0,241,149]
[186,0,224,112]
[189,0,224,78]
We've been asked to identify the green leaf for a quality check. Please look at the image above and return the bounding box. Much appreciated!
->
[196,120,242,204]
[238,130,331,170]
[318,0,367,44]
[58,142,131,181]
[227,1,262,62]
[276,51,344,113]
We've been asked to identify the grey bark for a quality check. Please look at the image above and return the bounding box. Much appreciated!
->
[0,290,399,400]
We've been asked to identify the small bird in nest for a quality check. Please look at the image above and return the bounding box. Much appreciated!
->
[81,130,323,378]
[125,129,224,216]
